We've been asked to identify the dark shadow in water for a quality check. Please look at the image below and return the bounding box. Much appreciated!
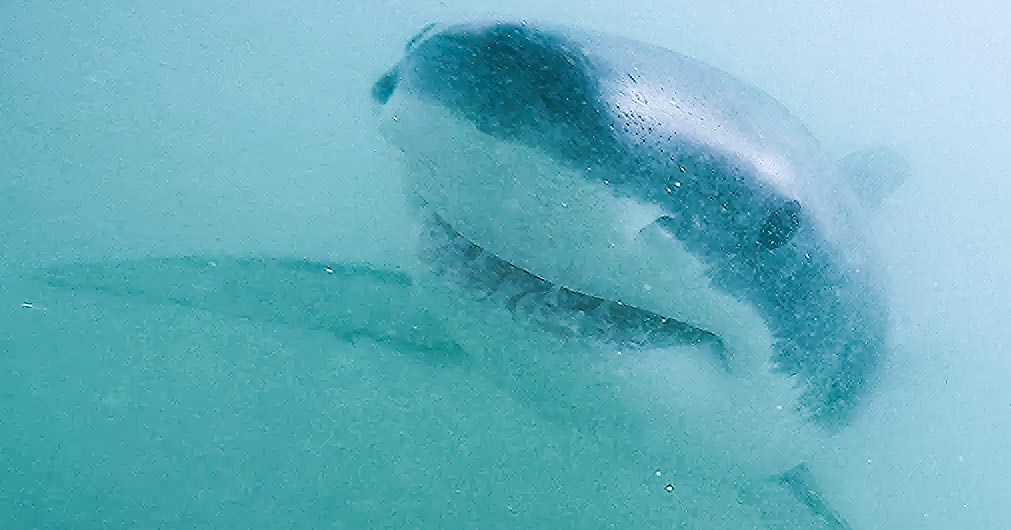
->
[44,256,469,366]
[43,256,852,529]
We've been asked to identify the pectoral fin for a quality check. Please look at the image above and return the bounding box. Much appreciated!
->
[839,146,910,208]
[776,463,853,530]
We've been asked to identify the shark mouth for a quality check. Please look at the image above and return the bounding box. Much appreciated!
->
[417,209,728,365]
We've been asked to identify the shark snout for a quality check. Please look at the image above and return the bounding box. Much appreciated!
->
[371,66,399,105]
[373,22,442,106]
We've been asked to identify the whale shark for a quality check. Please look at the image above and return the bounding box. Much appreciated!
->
[42,19,908,530]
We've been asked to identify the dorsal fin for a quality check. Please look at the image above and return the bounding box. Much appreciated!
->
[838,147,910,208]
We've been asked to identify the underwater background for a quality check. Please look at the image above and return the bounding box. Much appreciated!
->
[2,1,1009,528]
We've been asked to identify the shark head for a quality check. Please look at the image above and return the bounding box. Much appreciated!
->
[374,20,894,430]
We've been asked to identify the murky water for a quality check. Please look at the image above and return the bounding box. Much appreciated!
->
[3,2,1009,528]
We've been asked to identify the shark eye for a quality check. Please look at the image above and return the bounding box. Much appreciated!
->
[758,200,802,249]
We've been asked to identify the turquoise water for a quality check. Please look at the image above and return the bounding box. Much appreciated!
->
[3,2,1010,529]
